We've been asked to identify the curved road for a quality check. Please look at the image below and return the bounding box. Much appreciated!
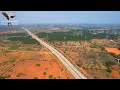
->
[22,27,87,79]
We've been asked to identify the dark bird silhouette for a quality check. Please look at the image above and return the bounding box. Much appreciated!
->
[2,11,16,26]
[10,15,16,18]
[2,11,16,20]
[8,22,12,26]
[2,11,10,20]
[10,12,16,18]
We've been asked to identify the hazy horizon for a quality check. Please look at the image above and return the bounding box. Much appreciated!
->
[1,11,120,24]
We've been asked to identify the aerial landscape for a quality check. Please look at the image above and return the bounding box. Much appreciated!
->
[0,11,120,79]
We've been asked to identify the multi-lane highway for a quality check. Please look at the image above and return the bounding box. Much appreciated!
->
[22,27,87,79]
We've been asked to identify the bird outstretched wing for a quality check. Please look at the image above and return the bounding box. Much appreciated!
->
[2,11,10,20]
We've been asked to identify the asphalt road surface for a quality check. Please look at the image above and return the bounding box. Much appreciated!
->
[22,27,87,79]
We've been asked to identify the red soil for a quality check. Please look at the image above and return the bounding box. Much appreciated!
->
[105,47,120,55]
[2,50,74,79]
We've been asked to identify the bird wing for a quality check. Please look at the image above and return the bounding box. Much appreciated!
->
[10,15,16,18]
[2,12,10,20]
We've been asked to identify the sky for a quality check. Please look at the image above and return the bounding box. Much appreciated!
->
[0,11,120,24]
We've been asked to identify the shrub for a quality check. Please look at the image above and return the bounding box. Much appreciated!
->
[8,70,13,72]
[36,64,40,66]
[60,67,63,71]
[102,56,109,61]
[90,43,97,48]
[118,47,120,50]
[0,63,2,66]
[16,73,24,77]
[76,62,82,67]
[101,46,105,51]
[105,61,115,67]
[10,58,16,63]
[0,75,11,79]
[43,72,46,75]
[94,76,97,78]
[49,75,53,79]
[109,52,120,59]
[6,75,11,78]
[33,77,38,79]
[0,76,7,79]
[9,42,20,50]
[12,64,15,66]
[106,67,111,73]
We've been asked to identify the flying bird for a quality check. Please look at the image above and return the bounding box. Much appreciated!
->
[2,11,16,20]
[2,11,10,20]
[10,12,16,18]
[2,11,16,26]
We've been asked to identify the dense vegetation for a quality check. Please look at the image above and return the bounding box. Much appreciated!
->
[0,75,11,79]
[109,52,120,59]
[0,33,39,44]
[105,61,116,73]
[37,30,119,42]
[8,36,39,44]
[0,33,27,37]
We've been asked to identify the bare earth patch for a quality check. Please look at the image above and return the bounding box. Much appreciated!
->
[0,45,74,79]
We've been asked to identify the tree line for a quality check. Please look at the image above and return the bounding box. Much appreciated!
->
[36,30,119,42]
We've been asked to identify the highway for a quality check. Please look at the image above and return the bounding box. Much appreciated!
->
[22,27,87,79]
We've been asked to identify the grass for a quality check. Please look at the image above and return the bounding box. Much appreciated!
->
[102,56,109,61]
[36,64,40,66]
[30,55,41,60]
[49,75,53,79]
[9,42,20,50]
[26,48,33,51]
[2,57,17,65]
[3,50,12,53]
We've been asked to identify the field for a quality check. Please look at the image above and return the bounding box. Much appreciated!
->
[36,29,120,79]
[0,28,120,79]
[0,31,74,79]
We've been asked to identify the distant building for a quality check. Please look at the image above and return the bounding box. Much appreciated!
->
[49,27,60,30]
[97,30,104,33]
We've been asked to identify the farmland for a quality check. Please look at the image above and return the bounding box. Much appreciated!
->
[0,31,74,79]
[36,29,120,79]
[0,26,120,79]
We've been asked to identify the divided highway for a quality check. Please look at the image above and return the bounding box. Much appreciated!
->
[22,27,87,79]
